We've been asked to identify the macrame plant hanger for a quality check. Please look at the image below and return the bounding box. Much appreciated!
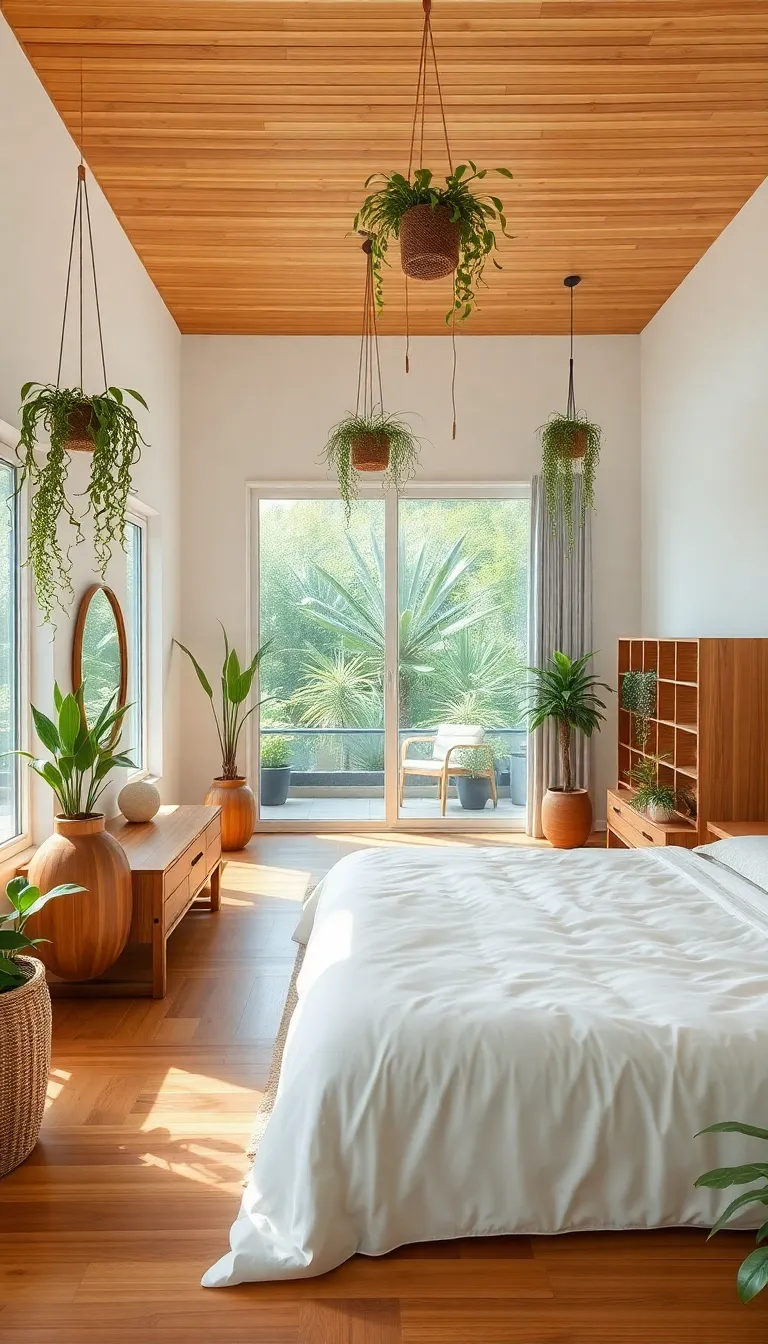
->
[564,273,581,421]
[405,0,458,439]
[56,60,109,446]
[356,238,384,424]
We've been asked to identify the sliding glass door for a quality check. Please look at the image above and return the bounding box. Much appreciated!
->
[251,485,529,829]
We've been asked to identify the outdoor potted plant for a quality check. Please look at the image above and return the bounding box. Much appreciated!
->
[16,383,148,622]
[174,626,270,851]
[451,741,503,811]
[9,684,134,981]
[526,650,612,848]
[0,876,83,1177]
[260,735,293,807]
[625,754,679,823]
[322,409,420,522]
[354,164,513,323]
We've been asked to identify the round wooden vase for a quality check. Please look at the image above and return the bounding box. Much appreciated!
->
[541,787,593,849]
[26,816,132,981]
[204,778,256,851]
[399,203,461,281]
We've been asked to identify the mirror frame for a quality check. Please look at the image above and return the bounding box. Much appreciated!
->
[72,583,128,737]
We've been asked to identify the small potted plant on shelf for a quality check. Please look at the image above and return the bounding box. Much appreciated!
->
[16,383,148,622]
[624,754,679,823]
[353,164,513,322]
[0,876,83,1177]
[621,669,657,749]
[526,650,612,848]
[260,735,293,808]
[696,1118,768,1304]
[8,684,134,982]
[322,409,420,521]
[173,627,270,852]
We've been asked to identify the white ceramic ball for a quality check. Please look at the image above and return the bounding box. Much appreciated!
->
[118,780,161,823]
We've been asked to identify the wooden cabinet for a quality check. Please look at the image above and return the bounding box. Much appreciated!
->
[609,638,768,849]
[606,789,698,850]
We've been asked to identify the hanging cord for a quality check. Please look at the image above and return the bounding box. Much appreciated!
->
[55,174,82,389]
[566,281,576,419]
[355,240,383,420]
[450,278,457,440]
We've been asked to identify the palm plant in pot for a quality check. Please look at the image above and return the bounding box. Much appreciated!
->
[9,685,134,981]
[173,626,270,851]
[539,277,601,551]
[260,735,293,808]
[0,877,83,1176]
[526,650,612,848]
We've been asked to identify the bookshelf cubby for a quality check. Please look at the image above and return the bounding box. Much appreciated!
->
[615,637,768,845]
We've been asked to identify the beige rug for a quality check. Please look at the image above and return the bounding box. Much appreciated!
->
[245,881,313,1162]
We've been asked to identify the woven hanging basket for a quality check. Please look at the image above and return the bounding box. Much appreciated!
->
[0,957,52,1178]
[351,431,390,473]
[399,204,461,281]
[559,426,588,461]
[64,401,97,453]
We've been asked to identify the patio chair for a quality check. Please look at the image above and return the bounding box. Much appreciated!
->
[399,724,498,817]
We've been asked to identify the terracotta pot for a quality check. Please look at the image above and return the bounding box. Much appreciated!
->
[64,401,97,453]
[560,427,588,460]
[399,203,461,281]
[351,431,390,473]
[204,777,256,851]
[0,957,51,1178]
[26,816,132,981]
[541,787,593,849]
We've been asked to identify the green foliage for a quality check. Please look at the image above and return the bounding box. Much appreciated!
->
[0,876,85,993]
[539,413,601,552]
[625,753,679,815]
[526,650,612,792]
[173,625,270,780]
[418,629,521,728]
[322,410,420,521]
[7,683,134,817]
[354,164,513,323]
[621,669,657,748]
[696,1120,768,1303]
[260,735,292,769]
[16,383,148,622]
[291,650,379,768]
[450,737,507,777]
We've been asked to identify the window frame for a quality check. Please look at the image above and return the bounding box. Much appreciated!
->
[124,508,150,781]
[0,419,31,861]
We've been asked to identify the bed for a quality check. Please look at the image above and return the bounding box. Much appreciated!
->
[203,840,768,1287]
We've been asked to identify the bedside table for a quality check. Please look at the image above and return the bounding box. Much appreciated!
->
[707,821,768,841]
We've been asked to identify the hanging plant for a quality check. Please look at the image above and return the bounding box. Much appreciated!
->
[354,164,513,324]
[17,383,147,621]
[621,669,657,748]
[15,139,148,621]
[322,239,420,520]
[539,275,602,550]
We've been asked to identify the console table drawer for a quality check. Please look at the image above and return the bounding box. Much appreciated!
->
[205,815,221,848]
[165,873,190,930]
[164,837,206,900]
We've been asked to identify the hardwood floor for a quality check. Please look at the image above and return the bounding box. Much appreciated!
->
[0,829,762,1342]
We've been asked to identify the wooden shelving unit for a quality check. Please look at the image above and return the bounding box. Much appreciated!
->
[616,637,768,845]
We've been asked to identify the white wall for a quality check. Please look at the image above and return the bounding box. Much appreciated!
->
[180,334,641,817]
[0,15,182,838]
[641,178,768,635]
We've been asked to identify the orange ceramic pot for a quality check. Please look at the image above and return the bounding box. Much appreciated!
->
[541,787,593,849]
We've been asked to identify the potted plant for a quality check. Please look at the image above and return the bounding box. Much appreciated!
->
[621,669,657,749]
[0,876,83,1176]
[322,409,420,522]
[174,627,270,851]
[260,735,293,807]
[16,383,148,622]
[539,412,601,549]
[354,164,513,323]
[9,685,134,981]
[624,754,679,823]
[526,650,612,848]
[696,1118,768,1304]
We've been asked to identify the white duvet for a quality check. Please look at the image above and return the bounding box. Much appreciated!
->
[204,844,768,1287]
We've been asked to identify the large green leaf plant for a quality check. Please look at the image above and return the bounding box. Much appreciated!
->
[173,626,270,780]
[0,877,84,993]
[525,650,611,792]
[696,1120,768,1304]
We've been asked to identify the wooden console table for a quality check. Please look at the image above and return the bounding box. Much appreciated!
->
[49,805,222,1000]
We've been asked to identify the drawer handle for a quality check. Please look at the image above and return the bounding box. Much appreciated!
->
[190,850,204,867]
[641,830,653,843]
[612,806,621,815]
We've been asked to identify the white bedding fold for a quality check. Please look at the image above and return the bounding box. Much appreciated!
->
[204,844,768,1287]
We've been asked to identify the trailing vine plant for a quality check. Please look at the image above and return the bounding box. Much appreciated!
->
[621,669,657,748]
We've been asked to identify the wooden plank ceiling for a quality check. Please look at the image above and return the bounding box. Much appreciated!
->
[4,1,768,335]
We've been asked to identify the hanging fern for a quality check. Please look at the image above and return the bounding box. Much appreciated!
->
[539,412,601,550]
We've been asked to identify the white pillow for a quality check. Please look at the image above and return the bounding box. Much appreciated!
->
[694,836,768,893]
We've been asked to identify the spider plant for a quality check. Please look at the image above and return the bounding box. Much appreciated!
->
[539,412,601,550]
[353,164,513,323]
[16,383,148,621]
[173,626,270,780]
[322,409,420,521]
[624,754,679,817]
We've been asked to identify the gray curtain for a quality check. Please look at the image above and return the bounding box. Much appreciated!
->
[527,473,593,838]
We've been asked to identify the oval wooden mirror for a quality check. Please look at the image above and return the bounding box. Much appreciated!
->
[72,584,128,735]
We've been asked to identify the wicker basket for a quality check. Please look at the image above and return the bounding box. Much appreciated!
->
[0,958,51,1178]
[560,427,588,460]
[64,401,96,452]
[351,431,390,472]
[399,203,461,281]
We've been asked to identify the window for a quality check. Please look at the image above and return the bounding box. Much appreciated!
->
[0,456,22,845]
[124,516,147,774]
